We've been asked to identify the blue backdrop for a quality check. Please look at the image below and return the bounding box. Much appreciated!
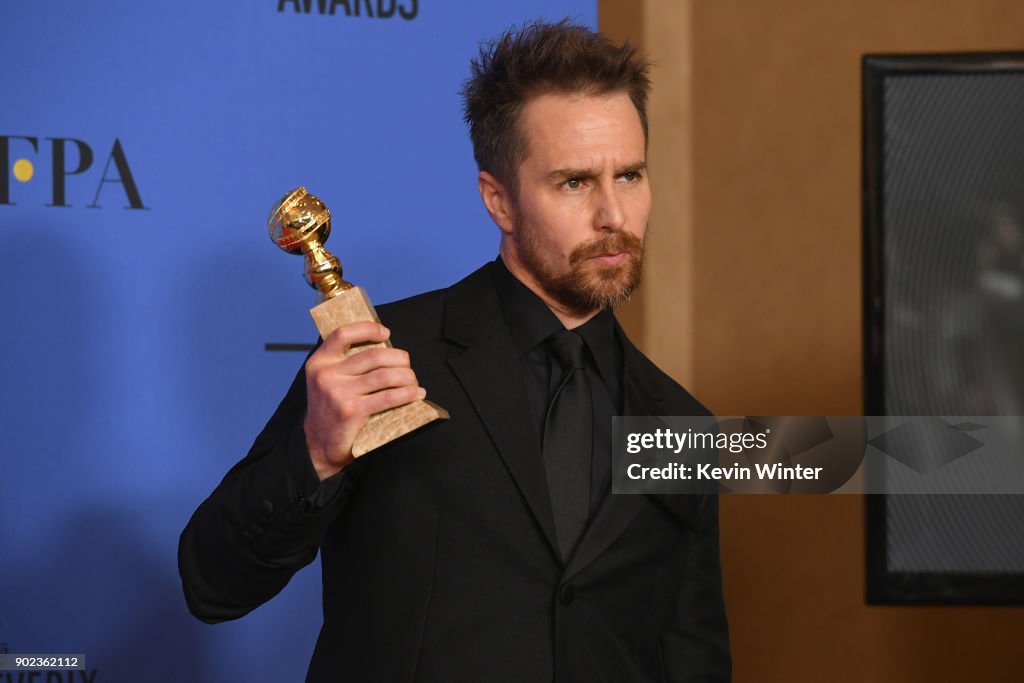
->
[0,2,594,680]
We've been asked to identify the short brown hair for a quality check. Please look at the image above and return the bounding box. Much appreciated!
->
[461,19,652,190]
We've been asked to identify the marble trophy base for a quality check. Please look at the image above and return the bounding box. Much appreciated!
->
[310,286,449,457]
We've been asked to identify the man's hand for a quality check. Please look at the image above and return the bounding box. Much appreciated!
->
[303,322,426,480]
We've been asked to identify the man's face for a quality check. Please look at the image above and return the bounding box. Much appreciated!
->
[503,90,650,319]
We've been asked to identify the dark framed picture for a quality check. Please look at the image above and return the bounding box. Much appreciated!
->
[863,52,1024,604]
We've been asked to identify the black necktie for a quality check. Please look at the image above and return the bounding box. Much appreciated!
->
[543,329,592,561]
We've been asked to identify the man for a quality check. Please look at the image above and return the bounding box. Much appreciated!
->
[180,19,730,682]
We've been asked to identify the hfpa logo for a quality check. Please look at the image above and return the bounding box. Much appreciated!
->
[1,135,147,209]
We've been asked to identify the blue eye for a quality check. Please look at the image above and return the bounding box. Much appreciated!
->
[565,178,582,189]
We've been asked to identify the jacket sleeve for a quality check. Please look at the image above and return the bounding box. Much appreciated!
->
[177,361,353,623]
[659,493,732,682]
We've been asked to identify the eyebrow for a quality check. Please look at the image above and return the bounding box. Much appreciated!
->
[545,162,648,182]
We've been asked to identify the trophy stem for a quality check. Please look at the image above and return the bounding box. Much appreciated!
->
[303,241,353,300]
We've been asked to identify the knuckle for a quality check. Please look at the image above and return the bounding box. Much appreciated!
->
[305,351,326,371]
[368,367,392,385]
[380,388,403,405]
[393,366,416,386]
[309,369,331,394]
[327,326,350,346]
[331,322,376,348]
[337,397,362,419]
[366,348,391,365]
[372,367,400,389]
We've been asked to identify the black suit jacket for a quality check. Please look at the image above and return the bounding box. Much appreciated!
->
[179,262,731,682]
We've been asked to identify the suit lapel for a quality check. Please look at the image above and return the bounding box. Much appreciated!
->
[441,267,701,574]
[444,265,561,560]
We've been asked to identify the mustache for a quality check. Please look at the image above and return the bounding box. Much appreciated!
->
[568,231,644,265]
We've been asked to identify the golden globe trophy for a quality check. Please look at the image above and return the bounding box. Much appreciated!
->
[268,186,449,457]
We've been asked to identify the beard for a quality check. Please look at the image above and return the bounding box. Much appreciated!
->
[513,217,645,317]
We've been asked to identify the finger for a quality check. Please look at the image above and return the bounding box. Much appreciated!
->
[320,322,390,356]
[340,347,411,375]
[359,385,427,416]
[353,366,418,395]
[308,359,415,402]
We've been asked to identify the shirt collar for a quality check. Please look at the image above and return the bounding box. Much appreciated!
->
[491,256,622,390]
[491,256,562,356]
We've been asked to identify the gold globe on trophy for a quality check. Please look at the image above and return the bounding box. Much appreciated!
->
[268,186,449,456]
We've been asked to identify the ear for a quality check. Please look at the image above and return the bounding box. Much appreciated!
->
[477,171,516,236]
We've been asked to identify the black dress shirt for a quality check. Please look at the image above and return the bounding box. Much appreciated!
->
[490,257,624,518]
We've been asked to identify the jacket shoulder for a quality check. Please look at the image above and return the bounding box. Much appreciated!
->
[376,286,447,332]
[619,326,713,417]
[373,262,498,346]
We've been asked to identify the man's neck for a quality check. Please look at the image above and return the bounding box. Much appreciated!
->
[498,247,600,330]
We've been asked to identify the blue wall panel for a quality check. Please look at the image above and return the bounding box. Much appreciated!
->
[0,2,595,679]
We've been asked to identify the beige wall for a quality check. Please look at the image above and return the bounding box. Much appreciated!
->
[600,1,1024,681]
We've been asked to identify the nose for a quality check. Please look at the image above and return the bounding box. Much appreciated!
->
[594,182,626,232]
